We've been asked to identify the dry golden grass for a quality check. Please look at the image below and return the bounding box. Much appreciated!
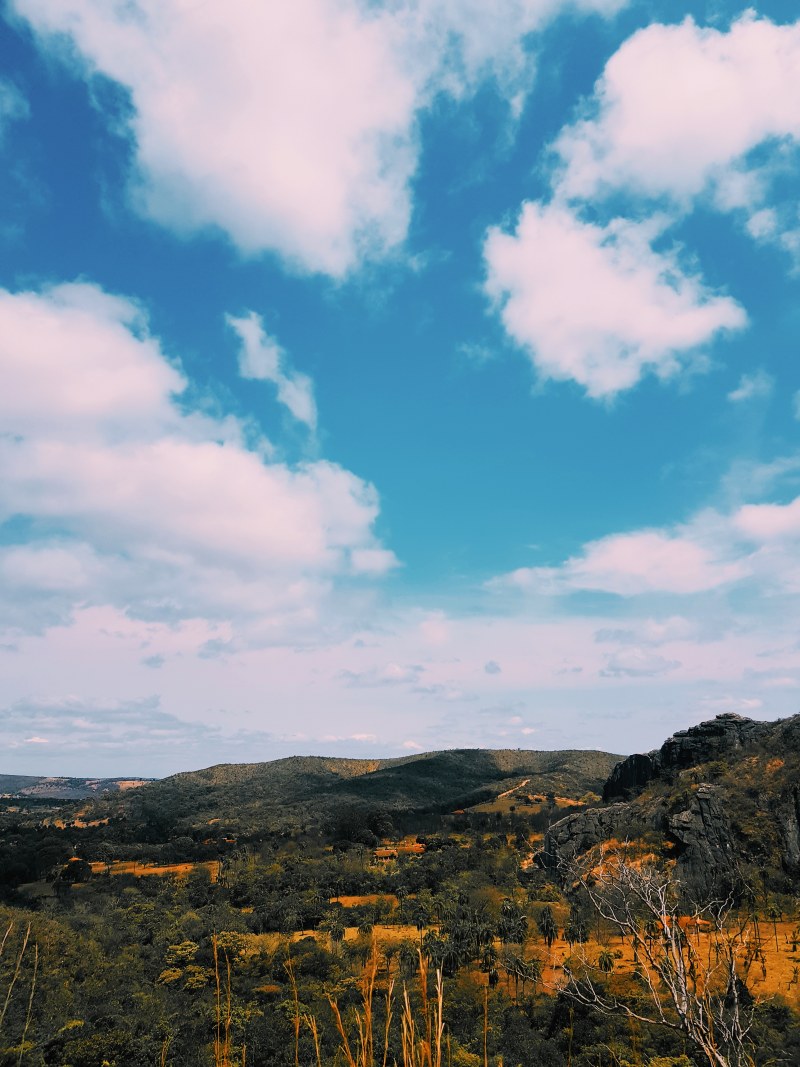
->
[88,859,220,882]
[470,793,584,816]
[245,924,422,957]
[536,919,800,1001]
[331,894,399,908]
[243,913,800,1006]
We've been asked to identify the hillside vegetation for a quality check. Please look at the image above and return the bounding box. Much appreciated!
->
[84,746,622,838]
[2,719,799,1065]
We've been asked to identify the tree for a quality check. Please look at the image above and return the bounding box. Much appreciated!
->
[562,848,757,1067]
[322,916,346,954]
[499,898,528,948]
[537,905,558,951]
[597,948,615,974]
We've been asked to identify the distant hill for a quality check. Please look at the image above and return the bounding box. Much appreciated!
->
[0,775,152,800]
[543,713,800,902]
[86,747,622,835]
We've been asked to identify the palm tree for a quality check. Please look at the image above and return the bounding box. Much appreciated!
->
[525,955,543,994]
[598,948,615,974]
[766,903,782,951]
[537,906,558,951]
[398,941,418,979]
[325,917,346,954]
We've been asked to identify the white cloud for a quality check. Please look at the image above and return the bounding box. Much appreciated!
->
[11,0,418,276]
[727,369,774,403]
[11,0,628,276]
[735,497,800,542]
[227,311,317,430]
[554,15,800,209]
[484,203,745,397]
[496,526,747,597]
[550,14,800,266]
[0,281,395,638]
[0,283,183,439]
[483,14,800,397]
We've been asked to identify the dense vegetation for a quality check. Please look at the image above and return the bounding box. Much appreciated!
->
[1,723,799,1065]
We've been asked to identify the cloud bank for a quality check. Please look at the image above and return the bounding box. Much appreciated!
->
[10,0,628,275]
[0,282,394,639]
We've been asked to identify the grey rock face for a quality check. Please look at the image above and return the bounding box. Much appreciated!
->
[667,784,739,899]
[543,713,800,903]
[778,787,800,874]
[540,803,635,870]
[603,714,773,801]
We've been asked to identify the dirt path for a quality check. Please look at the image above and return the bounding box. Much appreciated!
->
[498,778,530,799]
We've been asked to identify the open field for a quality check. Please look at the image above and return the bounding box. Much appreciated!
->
[468,792,589,816]
[535,918,800,1001]
[330,893,399,908]
[88,859,221,881]
[242,915,800,1008]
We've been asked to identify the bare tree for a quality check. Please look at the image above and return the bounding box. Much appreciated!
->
[560,848,757,1067]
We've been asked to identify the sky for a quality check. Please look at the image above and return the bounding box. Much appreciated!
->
[2,0,800,776]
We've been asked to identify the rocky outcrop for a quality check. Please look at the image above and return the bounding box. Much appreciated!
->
[542,714,800,902]
[778,786,800,874]
[542,784,742,899]
[540,803,637,870]
[601,752,657,800]
[603,714,774,801]
[666,784,740,899]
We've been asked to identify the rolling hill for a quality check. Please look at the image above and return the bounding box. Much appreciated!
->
[0,774,152,800]
[82,747,622,835]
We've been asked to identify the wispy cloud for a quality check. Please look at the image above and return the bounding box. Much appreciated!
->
[227,311,317,431]
[727,370,773,403]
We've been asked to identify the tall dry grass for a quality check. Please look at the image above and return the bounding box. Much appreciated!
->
[0,920,39,1066]
[300,943,449,1067]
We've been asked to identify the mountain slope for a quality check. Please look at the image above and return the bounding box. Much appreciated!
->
[91,747,622,834]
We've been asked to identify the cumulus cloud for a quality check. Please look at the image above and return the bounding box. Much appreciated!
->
[491,466,800,607]
[554,14,800,215]
[484,203,745,397]
[492,518,750,598]
[10,0,628,276]
[0,281,395,638]
[735,497,800,542]
[227,312,317,430]
[484,14,800,397]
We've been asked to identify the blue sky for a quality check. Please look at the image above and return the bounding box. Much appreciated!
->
[3,0,800,775]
